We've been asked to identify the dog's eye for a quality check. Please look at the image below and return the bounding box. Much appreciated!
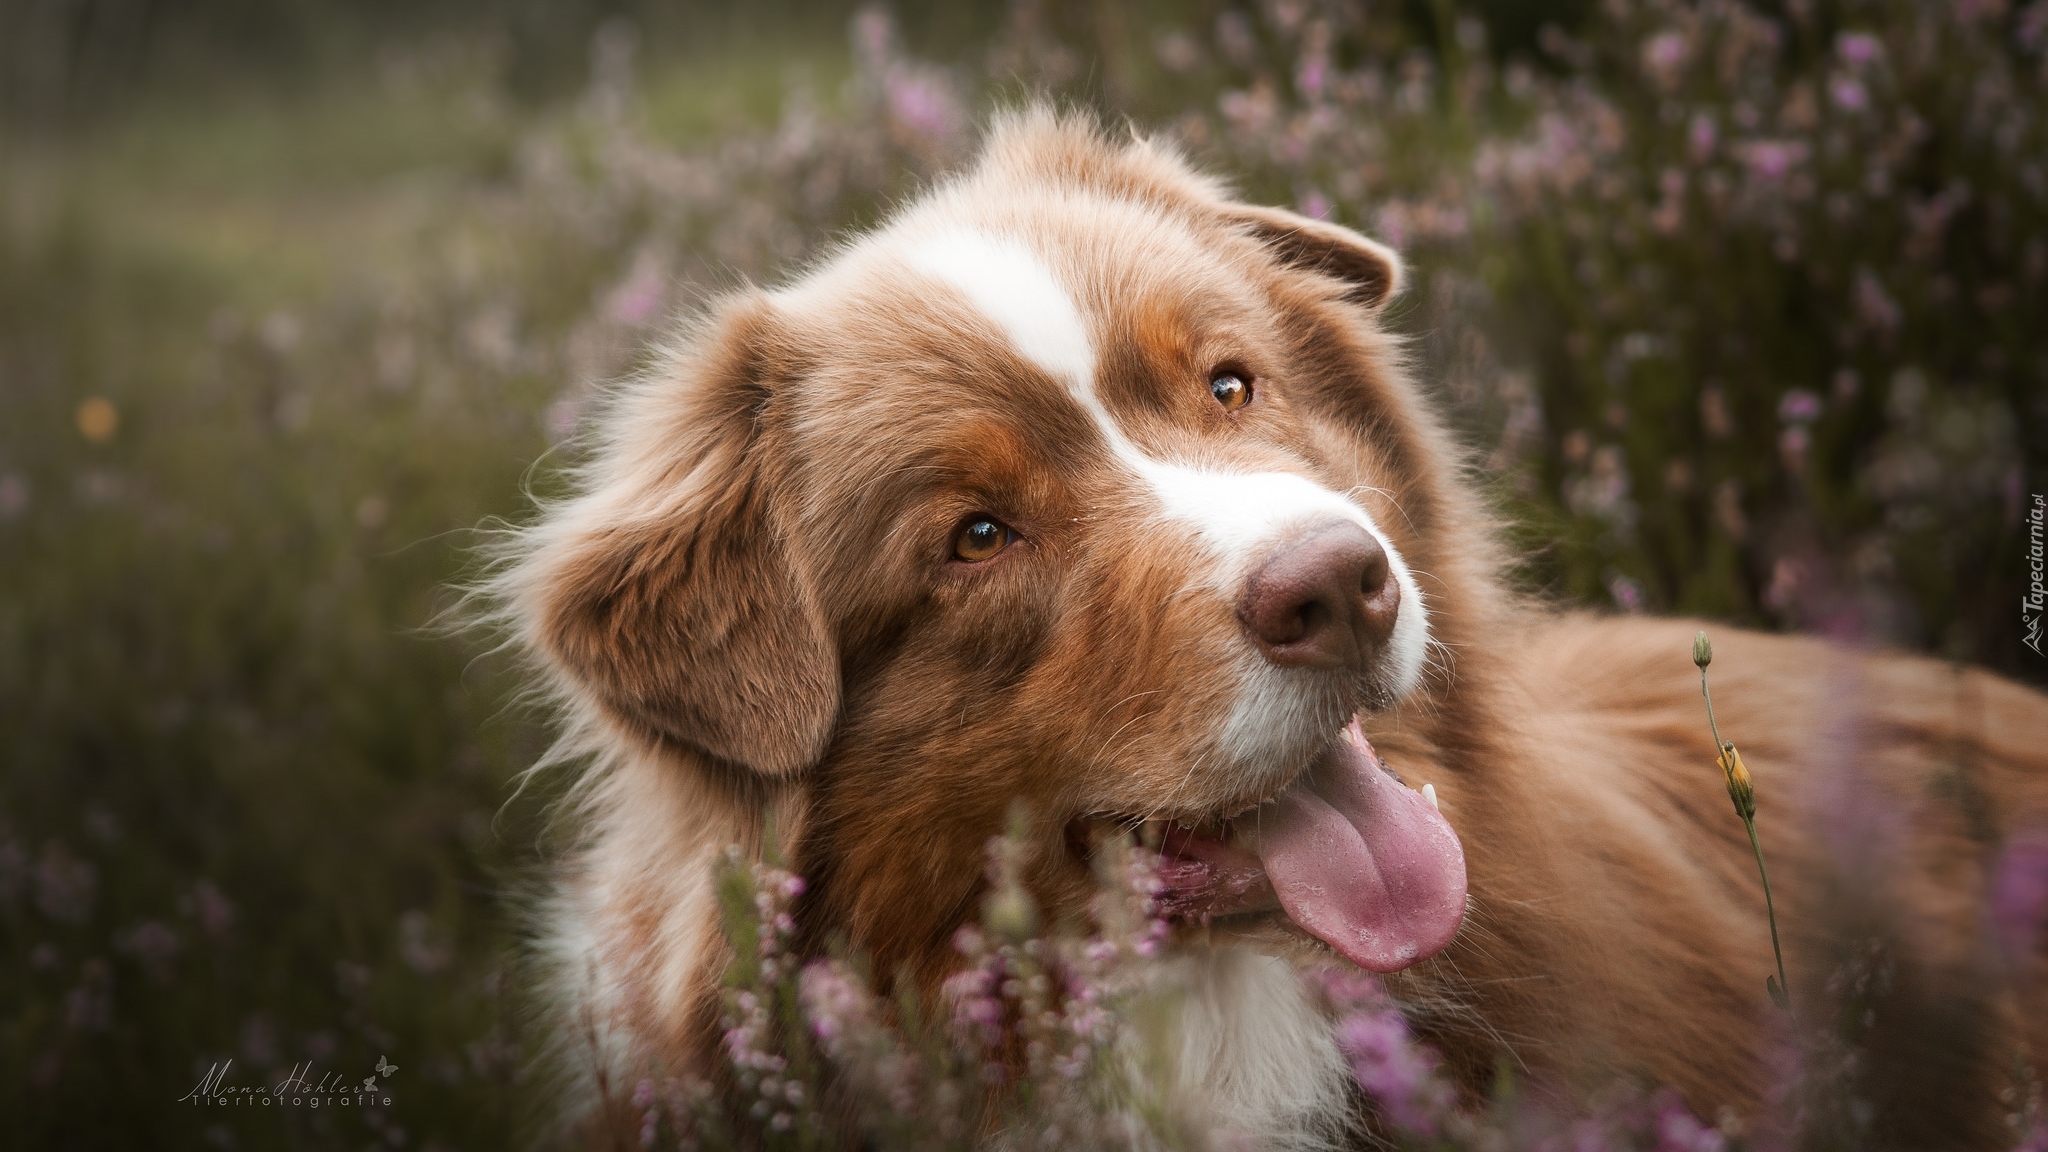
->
[1210,370,1252,411]
[953,518,1014,563]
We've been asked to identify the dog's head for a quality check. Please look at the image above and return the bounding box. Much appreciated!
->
[519,111,1470,985]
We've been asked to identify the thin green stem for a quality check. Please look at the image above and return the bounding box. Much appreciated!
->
[1699,644,1791,1013]
[1744,815,1792,1013]
[1699,666,1726,755]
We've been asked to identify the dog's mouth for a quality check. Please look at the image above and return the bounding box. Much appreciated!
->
[1068,720,1468,973]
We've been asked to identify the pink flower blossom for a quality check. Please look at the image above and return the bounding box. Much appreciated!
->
[1829,75,1869,112]
[1741,139,1810,180]
[1641,30,1691,88]
[1688,113,1718,162]
[1609,573,1647,613]
[1333,1008,1457,1136]
[1651,1089,1727,1151]
[799,962,870,1045]
[1218,81,1278,137]
[1836,31,1883,68]
[1779,425,1810,472]
[115,920,182,982]
[1778,389,1823,424]
[884,69,963,144]
[1296,56,1328,100]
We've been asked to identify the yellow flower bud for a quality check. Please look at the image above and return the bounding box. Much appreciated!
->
[1719,743,1755,819]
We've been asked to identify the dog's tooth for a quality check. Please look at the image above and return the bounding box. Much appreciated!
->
[1423,783,1439,811]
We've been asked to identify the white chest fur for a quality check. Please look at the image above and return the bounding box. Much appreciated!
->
[1153,948,1354,1150]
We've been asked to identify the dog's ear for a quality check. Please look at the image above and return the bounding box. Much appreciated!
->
[1221,203,1404,310]
[524,292,836,777]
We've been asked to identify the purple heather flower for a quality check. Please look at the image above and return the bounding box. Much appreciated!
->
[1309,964,1390,1013]
[885,70,963,144]
[1652,1089,1727,1151]
[1641,30,1690,87]
[1778,389,1823,424]
[800,961,870,1046]
[1836,31,1883,68]
[1296,57,1328,100]
[2022,4,2048,49]
[1778,425,1812,473]
[1830,75,1870,112]
[1133,920,1167,957]
[1742,139,1810,180]
[1991,832,2048,972]
[116,920,182,982]
[943,963,1006,1051]
[1609,573,1648,613]
[1333,1009,1456,1136]
[1689,113,1718,163]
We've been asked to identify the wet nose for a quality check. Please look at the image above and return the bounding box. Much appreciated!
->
[1238,520,1398,668]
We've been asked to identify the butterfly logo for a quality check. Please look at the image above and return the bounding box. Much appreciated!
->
[376,1056,398,1079]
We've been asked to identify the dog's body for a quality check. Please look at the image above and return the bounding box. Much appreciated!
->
[502,112,2048,1147]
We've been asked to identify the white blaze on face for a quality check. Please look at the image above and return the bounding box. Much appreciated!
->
[904,229,1431,702]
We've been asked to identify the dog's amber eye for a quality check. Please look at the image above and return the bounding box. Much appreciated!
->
[953,518,1013,562]
[1210,371,1252,411]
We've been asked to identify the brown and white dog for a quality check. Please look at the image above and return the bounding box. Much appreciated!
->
[500,109,2048,1147]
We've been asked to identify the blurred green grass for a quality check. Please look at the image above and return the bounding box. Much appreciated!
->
[0,24,780,1152]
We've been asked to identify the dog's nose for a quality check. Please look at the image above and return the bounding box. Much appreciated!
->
[1238,520,1398,668]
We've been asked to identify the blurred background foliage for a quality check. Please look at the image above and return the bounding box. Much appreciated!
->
[2,0,2042,1147]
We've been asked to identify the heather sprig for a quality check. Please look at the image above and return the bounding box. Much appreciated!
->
[619,810,1751,1150]
[1695,631,1792,1014]
[637,814,1188,1151]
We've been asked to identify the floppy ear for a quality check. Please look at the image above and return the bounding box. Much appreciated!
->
[1220,203,1405,309]
[524,293,837,777]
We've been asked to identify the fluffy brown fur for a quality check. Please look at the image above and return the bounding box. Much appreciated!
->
[496,109,2048,1147]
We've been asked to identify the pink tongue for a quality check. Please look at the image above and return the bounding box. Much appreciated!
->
[1244,722,1467,972]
